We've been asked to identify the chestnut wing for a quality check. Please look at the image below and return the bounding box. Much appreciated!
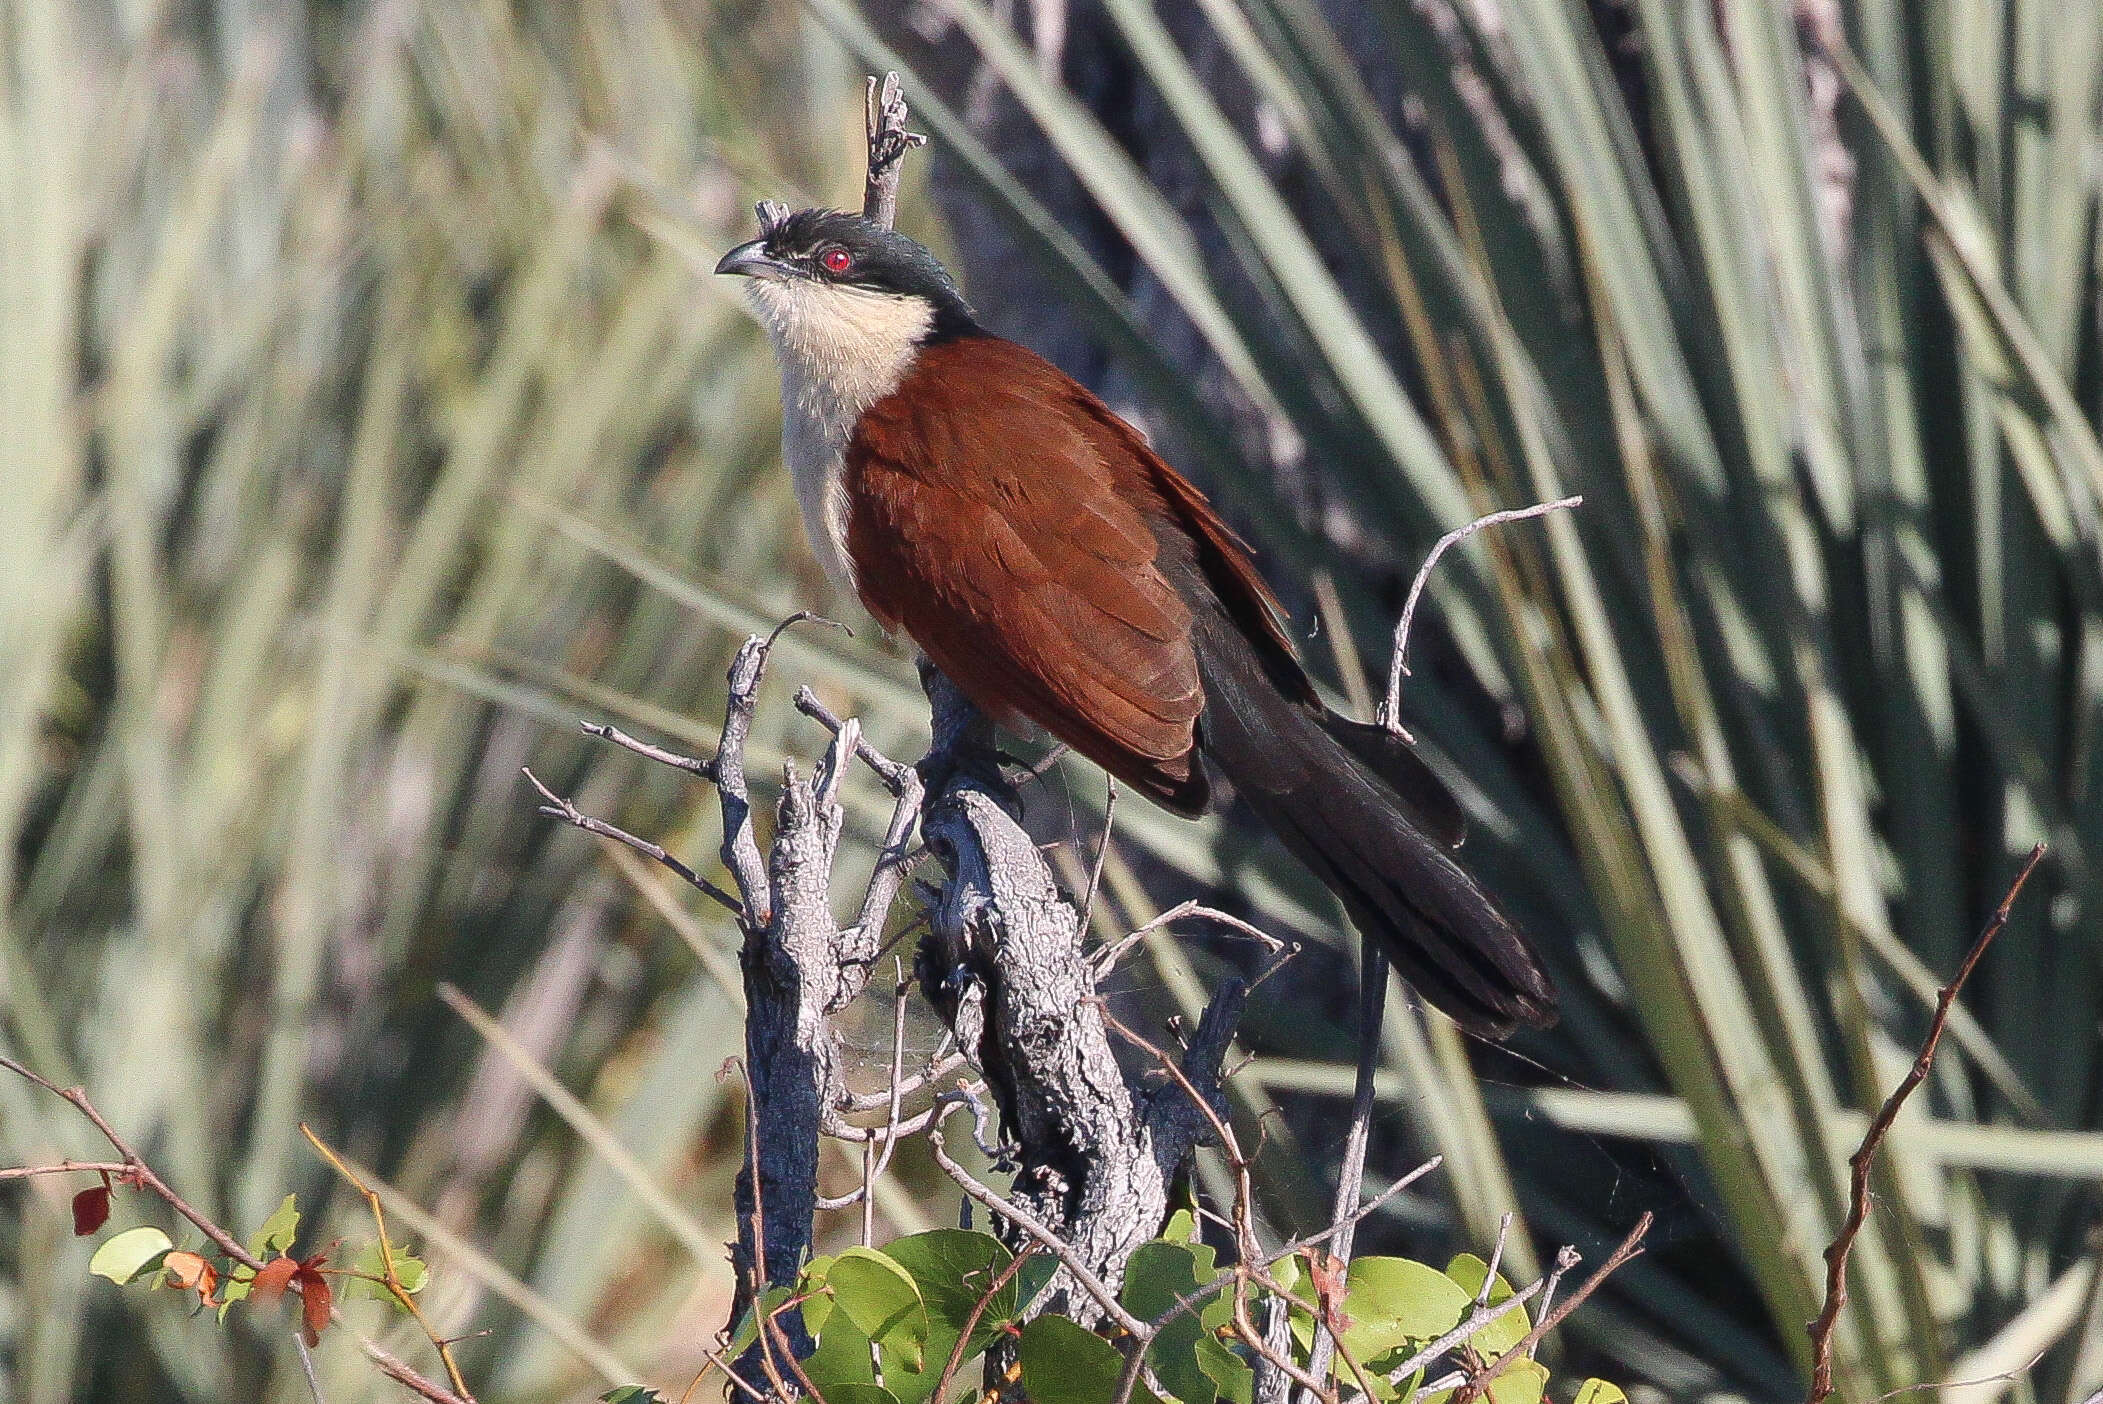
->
[844,338,1209,812]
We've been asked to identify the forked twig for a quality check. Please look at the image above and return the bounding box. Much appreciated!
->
[1453,1216,1649,1401]
[522,766,743,917]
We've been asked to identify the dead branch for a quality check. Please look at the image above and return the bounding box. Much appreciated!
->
[862,72,926,229]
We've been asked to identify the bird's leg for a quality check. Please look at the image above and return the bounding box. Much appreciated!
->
[914,657,1021,811]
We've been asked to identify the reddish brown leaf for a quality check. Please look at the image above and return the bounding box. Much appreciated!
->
[163,1251,218,1307]
[71,1186,111,1237]
[295,1264,332,1346]
[1307,1250,1352,1337]
[250,1256,301,1306]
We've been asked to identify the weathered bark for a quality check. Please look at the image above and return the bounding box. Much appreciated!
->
[914,667,1244,1326]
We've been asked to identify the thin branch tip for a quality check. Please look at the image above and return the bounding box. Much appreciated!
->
[1381,493,1584,735]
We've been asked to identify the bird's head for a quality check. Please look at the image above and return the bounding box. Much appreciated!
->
[716,202,976,388]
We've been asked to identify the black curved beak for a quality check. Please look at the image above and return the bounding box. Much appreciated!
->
[714,239,793,281]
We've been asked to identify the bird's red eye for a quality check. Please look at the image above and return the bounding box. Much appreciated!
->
[820,247,854,275]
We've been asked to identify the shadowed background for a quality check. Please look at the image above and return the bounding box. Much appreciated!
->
[2,2,2101,1402]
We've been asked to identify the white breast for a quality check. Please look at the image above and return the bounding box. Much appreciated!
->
[742,278,934,589]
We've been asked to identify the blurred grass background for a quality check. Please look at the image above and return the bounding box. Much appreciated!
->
[3,1,2102,1402]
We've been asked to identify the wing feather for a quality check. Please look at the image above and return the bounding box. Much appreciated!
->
[844,337,1208,810]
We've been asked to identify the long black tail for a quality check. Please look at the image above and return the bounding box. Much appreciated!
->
[1192,610,1556,1037]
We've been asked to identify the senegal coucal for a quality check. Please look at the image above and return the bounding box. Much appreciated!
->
[717,204,1555,1037]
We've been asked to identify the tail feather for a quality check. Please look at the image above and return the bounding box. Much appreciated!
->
[1192,612,1555,1037]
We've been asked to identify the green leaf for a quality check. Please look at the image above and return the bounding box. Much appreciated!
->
[1443,1253,1529,1357]
[88,1227,175,1286]
[1572,1381,1629,1404]
[804,1304,879,1391]
[245,1194,300,1259]
[881,1229,1016,1397]
[800,1257,836,1338]
[1121,1239,1247,1404]
[1486,1358,1549,1404]
[338,1242,430,1304]
[1015,1252,1060,1316]
[818,1389,902,1404]
[599,1389,663,1404]
[1162,1208,1198,1244]
[827,1247,930,1371]
[1340,1257,1471,1360]
[1195,1332,1256,1404]
[882,1230,1014,1340]
[725,1285,799,1360]
[1017,1315,1162,1404]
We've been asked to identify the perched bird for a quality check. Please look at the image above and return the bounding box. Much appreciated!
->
[717,204,1555,1037]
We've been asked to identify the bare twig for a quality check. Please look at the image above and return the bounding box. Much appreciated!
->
[580,719,714,777]
[716,635,781,923]
[0,1159,129,1183]
[1298,493,1578,1404]
[303,1124,476,1402]
[1805,845,2047,1404]
[932,1242,1040,1398]
[795,686,927,950]
[1269,1157,1445,1264]
[1867,1351,2049,1401]
[522,766,743,917]
[1382,1270,1551,1386]
[925,1107,1150,1338]
[1,1055,259,1265]
[1080,779,1116,933]
[685,1346,768,1404]
[1479,1213,1514,1307]
[1378,495,1583,738]
[295,1331,329,1404]
[358,1338,473,1404]
[1527,1245,1580,1354]
[1454,1214,1651,1402]
[1303,948,1386,1399]
[1092,898,1286,977]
